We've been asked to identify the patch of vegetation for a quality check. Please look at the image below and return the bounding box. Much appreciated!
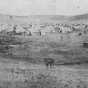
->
[0,73,87,88]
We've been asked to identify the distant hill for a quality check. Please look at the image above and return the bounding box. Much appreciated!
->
[0,14,68,24]
[0,13,88,24]
[69,14,88,21]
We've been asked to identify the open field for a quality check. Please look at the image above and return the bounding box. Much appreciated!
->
[1,34,87,65]
[0,33,87,87]
[0,14,88,87]
[0,56,88,88]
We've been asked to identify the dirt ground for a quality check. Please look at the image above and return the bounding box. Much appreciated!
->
[0,56,88,88]
[0,33,88,87]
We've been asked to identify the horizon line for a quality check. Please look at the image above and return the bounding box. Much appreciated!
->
[0,12,88,17]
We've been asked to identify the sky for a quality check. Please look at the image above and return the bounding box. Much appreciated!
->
[0,0,88,16]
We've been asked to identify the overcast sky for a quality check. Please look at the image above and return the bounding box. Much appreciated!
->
[0,0,88,16]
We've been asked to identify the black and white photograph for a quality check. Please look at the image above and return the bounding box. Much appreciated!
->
[0,0,88,88]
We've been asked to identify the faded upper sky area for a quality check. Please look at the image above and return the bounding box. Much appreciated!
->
[0,0,88,16]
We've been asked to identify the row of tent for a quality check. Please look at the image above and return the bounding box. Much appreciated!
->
[0,23,88,36]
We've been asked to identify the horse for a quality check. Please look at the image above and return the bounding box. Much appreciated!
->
[83,42,88,48]
[44,58,55,68]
